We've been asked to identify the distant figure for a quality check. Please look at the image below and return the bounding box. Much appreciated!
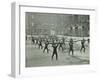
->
[35,38,38,45]
[58,41,63,52]
[80,39,85,53]
[87,39,90,44]
[26,35,27,40]
[38,40,43,49]
[52,43,59,60]
[43,40,49,53]
[32,37,35,44]
[69,38,74,55]
[62,37,65,44]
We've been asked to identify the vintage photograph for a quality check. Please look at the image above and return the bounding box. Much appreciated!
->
[25,12,90,67]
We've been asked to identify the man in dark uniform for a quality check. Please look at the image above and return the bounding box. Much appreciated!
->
[38,39,43,49]
[52,43,59,60]
[26,35,27,40]
[80,38,85,52]
[87,38,90,44]
[43,40,49,53]
[32,37,35,44]
[69,38,74,55]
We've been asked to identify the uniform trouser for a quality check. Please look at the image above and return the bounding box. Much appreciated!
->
[69,48,74,55]
[52,52,58,60]
[43,47,49,53]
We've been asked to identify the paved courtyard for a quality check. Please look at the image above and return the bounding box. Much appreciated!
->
[25,39,89,67]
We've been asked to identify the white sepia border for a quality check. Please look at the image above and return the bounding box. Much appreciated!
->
[11,2,96,78]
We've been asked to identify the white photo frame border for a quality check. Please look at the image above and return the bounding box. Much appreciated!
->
[11,2,97,78]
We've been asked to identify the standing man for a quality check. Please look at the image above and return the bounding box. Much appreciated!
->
[52,43,59,60]
[58,41,63,52]
[43,40,49,53]
[32,37,35,44]
[69,38,74,55]
[26,35,27,40]
[87,38,90,44]
[38,39,43,49]
[80,38,85,53]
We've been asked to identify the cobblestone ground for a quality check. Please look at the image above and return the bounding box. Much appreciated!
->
[25,39,89,67]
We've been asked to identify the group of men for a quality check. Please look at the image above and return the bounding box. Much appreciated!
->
[29,36,89,60]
